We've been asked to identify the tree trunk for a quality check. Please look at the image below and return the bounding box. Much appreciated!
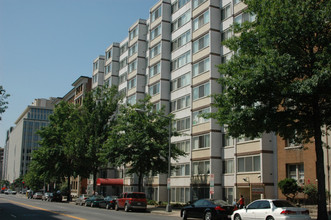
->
[93,171,97,195]
[138,173,143,192]
[67,177,71,202]
[313,103,328,220]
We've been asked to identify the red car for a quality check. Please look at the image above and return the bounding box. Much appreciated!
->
[115,192,147,212]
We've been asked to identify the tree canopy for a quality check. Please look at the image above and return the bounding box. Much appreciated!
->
[210,0,330,219]
[101,97,185,192]
[0,85,10,120]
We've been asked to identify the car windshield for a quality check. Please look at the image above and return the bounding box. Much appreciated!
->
[272,200,295,207]
[212,200,231,206]
[129,193,146,199]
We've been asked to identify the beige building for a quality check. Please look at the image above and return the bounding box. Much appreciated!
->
[90,0,278,204]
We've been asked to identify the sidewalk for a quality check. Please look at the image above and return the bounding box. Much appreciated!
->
[147,205,180,217]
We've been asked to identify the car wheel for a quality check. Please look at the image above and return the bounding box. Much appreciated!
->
[85,202,88,207]
[266,217,274,220]
[124,204,129,212]
[80,202,83,206]
[115,203,119,211]
[234,214,242,220]
[204,211,213,220]
[182,210,187,220]
[91,202,94,207]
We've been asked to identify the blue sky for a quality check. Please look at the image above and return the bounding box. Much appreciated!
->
[0,0,157,146]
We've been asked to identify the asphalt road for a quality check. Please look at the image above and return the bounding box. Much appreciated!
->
[0,194,181,220]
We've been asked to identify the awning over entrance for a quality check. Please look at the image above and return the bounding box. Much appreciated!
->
[96,178,123,186]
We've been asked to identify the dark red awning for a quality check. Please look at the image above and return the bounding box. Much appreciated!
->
[96,178,123,186]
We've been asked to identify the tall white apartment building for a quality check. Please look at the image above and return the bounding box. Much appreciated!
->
[3,98,59,182]
[93,0,278,204]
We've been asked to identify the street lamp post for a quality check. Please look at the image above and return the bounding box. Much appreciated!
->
[135,108,172,212]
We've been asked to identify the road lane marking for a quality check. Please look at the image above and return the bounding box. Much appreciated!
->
[1,198,86,220]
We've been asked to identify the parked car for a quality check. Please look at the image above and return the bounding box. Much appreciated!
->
[75,194,90,206]
[33,192,43,199]
[99,196,118,209]
[49,192,62,202]
[181,199,236,220]
[5,190,17,195]
[85,195,105,207]
[42,192,52,201]
[115,192,147,212]
[231,199,311,220]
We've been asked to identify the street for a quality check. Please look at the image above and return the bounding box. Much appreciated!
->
[0,194,181,220]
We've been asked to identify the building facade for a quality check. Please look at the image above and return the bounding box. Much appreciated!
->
[4,98,59,182]
[277,129,331,202]
[92,0,278,204]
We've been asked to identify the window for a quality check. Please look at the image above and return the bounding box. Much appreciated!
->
[172,10,190,32]
[152,102,160,112]
[173,117,190,131]
[150,24,161,40]
[221,53,232,63]
[172,164,190,176]
[172,0,190,13]
[120,57,128,69]
[119,88,126,96]
[223,134,234,147]
[128,60,137,73]
[172,30,191,52]
[171,72,191,91]
[129,26,138,41]
[192,134,210,149]
[193,0,207,9]
[149,82,160,96]
[234,13,256,26]
[193,82,210,100]
[171,50,191,71]
[221,4,231,21]
[193,160,210,175]
[119,72,127,84]
[92,74,98,84]
[106,49,112,60]
[287,164,304,182]
[127,94,136,105]
[193,108,210,125]
[171,95,190,112]
[151,6,161,22]
[234,0,241,5]
[223,187,234,204]
[129,43,138,57]
[223,159,234,173]
[93,61,98,70]
[221,29,233,42]
[149,62,161,78]
[193,10,209,31]
[175,140,190,153]
[171,187,190,203]
[105,63,112,74]
[193,33,209,53]
[150,43,161,58]
[237,155,260,172]
[128,77,136,90]
[120,43,128,55]
[193,57,210,77]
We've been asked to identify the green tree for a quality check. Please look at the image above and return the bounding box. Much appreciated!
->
[278,178,302,201]
[303,183,318,204]
[0,85,10,120]
[36,101,83,200]
[210,1,330,219]
[79,85,121,192]
[0,180,10,188]
[101,98,185,192]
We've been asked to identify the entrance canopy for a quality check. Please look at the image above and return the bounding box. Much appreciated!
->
[96,178,123,186]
